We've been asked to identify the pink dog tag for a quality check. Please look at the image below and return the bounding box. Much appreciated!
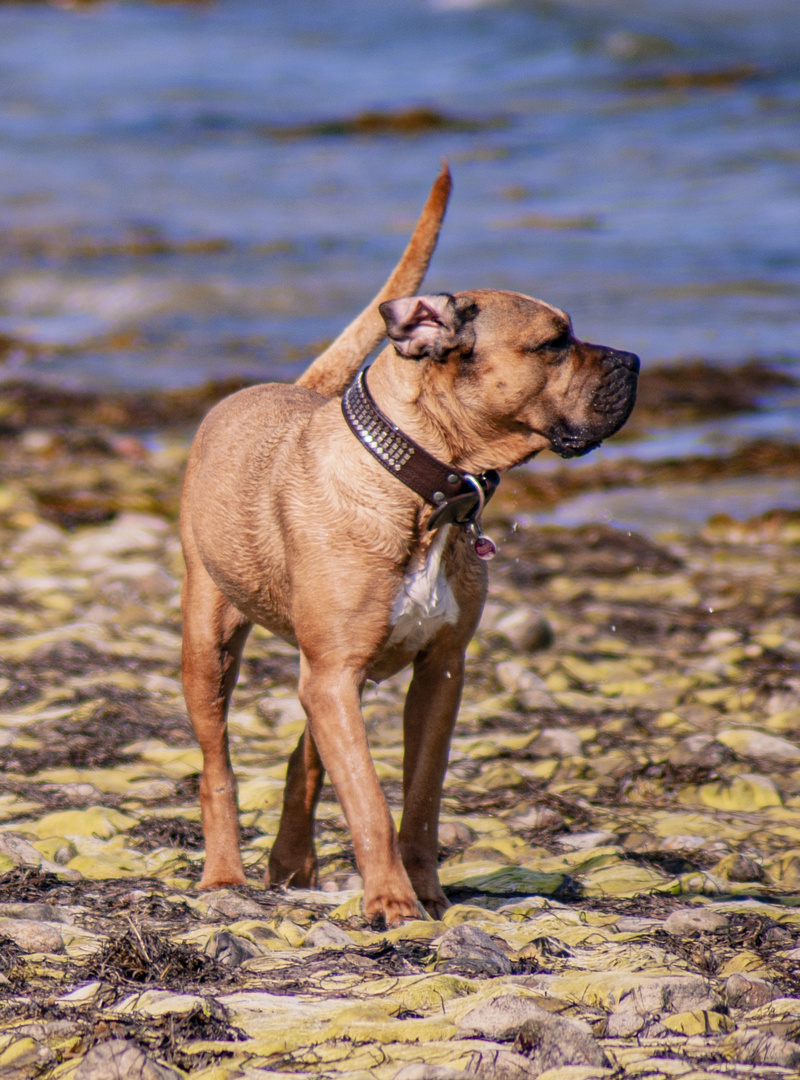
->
[474,535,497,560]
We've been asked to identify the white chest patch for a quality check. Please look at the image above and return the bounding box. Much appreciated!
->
[388,525,459,651]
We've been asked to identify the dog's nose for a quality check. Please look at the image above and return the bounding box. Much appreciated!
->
[602,348,640,374]
[614,350,640,373]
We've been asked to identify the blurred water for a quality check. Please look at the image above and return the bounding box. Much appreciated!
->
[0,0,798,401]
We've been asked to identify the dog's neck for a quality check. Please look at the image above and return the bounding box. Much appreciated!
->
[367,346,491,473]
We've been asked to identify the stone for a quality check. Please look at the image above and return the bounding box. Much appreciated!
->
[439,821,476,848]
[559,831,616,851]
[617,975,720,1016]
[0,1036,55,1078]
[712,853,765,882]
[0,833,78,878]
[668,733,728,768]
[205,930,262,965]
[605,1011,644,1037]
[304,920,353,949]
[664,907,729,935]
[458,995,554,1041]
[725,974,777,1010]
[394,1069,467,1080]
[0,918,64,954]
[74,1039,182,1080]
[717,727,800,767]
[494,609,554,653]
[508,806,565,832]
[725,1027,800,1068]
[202,891,267,920]
[436,924,513,976]
[527,727,582,759]
[512,1012,609,1071]
[0,903,73,924]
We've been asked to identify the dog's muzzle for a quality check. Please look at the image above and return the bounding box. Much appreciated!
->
[550,347,639,458]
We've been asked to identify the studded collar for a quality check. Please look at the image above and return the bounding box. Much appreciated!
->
[341,366,499,530]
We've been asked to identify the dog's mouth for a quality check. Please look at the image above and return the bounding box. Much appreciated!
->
[548,421,603,459]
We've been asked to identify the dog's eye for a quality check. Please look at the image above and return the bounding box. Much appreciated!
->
[541,330,571,352]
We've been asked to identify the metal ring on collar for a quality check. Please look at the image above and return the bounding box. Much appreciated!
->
[461,474,486,523]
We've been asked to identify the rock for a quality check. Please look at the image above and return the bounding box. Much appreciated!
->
[527,727,582,758]
[469,1047,543,1080]
[664,907,729,935]
[512,1012,609,1071]
[0,833,79,878]
[0,903,73,924]
[717,727,800,767]
[617,975,720,1016]
[394,1068,467,1080]
[93,561,175,602]
[668,733,728,768]
[494,609,554,653]
[11,522,65,553]
[205,930,262,966]
[74,1039,182,1080]
[304,921,353,949]
[202,891,267,920]
[0,918,64,954]
[726,1027,800,1068]
[508,805,565,833]
[662,1009,734,1035]
[439,821,475,848]
[69,513,168,559]
[725,974,777,1010]
[0,1036,55,1078]
[713,853,765,882]
[559,830,616,851]
[459,995,553,1041]
[458,996,608,1068]
[436,924,513,976]
[606,1011,645,1037]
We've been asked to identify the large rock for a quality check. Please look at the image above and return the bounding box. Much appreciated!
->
[725,974,777,1010]
[717,727,800,767]
[74,1040,181,1080]
[0,918,64,954]
[664,907,729,935]
[513,1013,608,1071]
[436,925,512,976]
[616,975,720,1017]
[726,1028,800,1068]
[304,920,354,949]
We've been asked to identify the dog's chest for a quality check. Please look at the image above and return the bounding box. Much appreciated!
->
[388,526,459,651]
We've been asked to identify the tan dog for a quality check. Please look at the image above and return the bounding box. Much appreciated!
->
[180,166,639,925]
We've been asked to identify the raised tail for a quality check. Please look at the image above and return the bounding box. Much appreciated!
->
[296,163,451,399]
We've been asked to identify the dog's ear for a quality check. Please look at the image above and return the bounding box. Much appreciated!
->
[379,294,478,361]
[379,294,454,359]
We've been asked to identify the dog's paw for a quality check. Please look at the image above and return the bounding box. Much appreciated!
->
[364,890,422,929]
[199,867,247,890]
[266,852,318,890]
[418,892,451,920]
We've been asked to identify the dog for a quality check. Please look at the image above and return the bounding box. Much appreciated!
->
[180,166,639,926]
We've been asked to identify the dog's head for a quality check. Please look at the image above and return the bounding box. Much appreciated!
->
[379,289,639,469]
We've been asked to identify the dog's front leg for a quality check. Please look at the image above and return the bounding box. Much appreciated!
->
[297,653,420,927]
[399,642,466,919]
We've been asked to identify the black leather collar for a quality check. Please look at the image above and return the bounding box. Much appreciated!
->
[342,366,499,530]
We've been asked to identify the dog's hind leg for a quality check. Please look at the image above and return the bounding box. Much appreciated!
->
[181,525,252,888]
[266,724,325,888]
[296,163,451,399]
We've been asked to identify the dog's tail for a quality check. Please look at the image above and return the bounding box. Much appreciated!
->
[295,163,451,399]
